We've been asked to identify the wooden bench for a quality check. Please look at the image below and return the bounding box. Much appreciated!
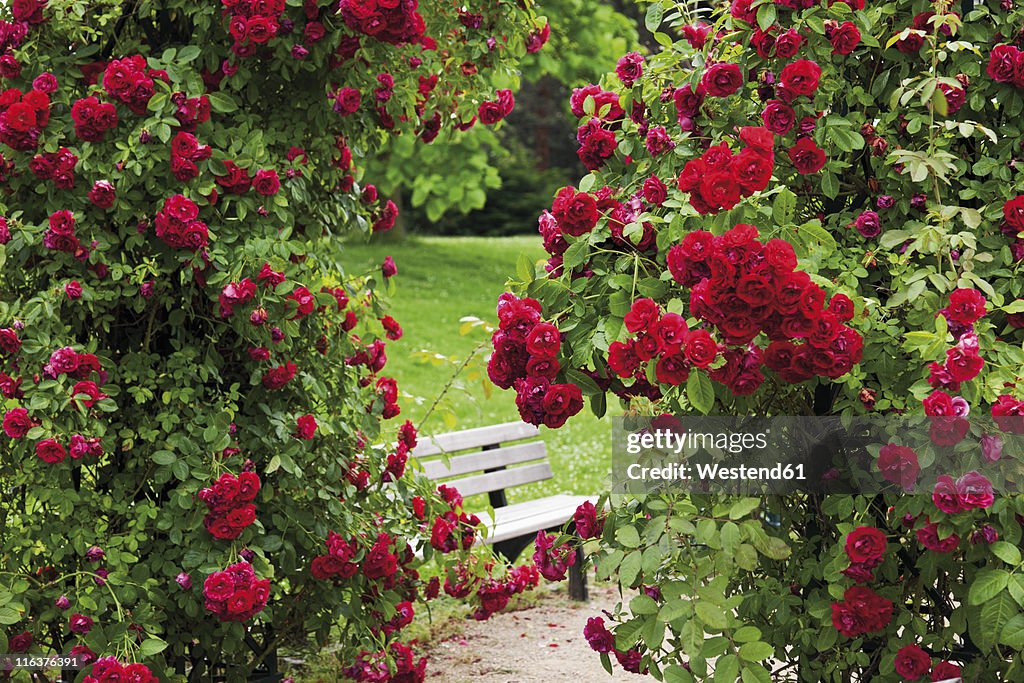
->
[412,421,593,600]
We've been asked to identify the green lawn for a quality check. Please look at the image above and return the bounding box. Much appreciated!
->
[340,235,612,507]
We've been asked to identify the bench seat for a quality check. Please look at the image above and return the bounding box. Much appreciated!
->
[476,494,595,546]
[413,421,592,600]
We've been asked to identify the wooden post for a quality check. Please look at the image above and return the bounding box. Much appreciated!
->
[568,545,588,602]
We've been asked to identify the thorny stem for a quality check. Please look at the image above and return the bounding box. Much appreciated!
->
[416,340,489,433]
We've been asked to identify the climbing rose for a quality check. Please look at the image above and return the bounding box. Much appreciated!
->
[296,414,317,440]
[788,137,827,174]
[844,526,886,564]
[894,644,931,680]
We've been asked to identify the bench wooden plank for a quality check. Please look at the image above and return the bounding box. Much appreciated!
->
[412,422,541,457]
[418,442,547,480]
[445,462,553,497]
[475,495,595,546]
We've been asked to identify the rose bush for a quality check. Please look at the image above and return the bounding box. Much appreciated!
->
[494,0,1024,679]
[0,0,542,680]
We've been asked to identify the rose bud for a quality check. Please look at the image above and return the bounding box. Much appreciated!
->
[240,549,256,562]
[55,595,71,609]
[65,281,83,300]
[250,307,268,326]
[139,130,152,144]
[175,572,192,589]
[85,546,105,562]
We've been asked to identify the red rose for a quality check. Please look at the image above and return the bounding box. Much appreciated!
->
[731,148,773,193]
[944,347,982,382]
[541,383,583,428]
[262,362,297,389]
[88,180,116,209]
[894,645,931,680]
[779,59,822,97]
[987,44,1020,84]
[774,28,804,58]
[48,209,76,236]
[295,414,317,440]
[552,187,599,236]
[845,526,886,563]
[655,354,690,385]
[624,298,660,333]
[916,522,960,552]
[788,137,827,174]
[683,329,718,368]
[701,62,744,97]
[944,288,987,324]
[526,322,561,358]
[642,176,668,206]
[36,438,67,464]
[956,470,993,510]
[3,408,33,438]
[698,171,742,211]
[831,21,861,55]
[877,443,920,491]
[216,161,252,194]
[761,100,796,135]
[252,169,280,196]
[930,662,961,681]
[992,395,1024,434]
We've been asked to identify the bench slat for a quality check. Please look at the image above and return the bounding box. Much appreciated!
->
[418,442,547,480]
[412,422,541,457]
[445,462,553,497]
[476,495,596,546]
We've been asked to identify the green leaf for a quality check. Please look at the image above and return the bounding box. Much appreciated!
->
[619,551,642,587]
[177,46,201,63]
[734,544,758,571]
[821,173,839,199]
[1001,614,1024,649]
[152,451,176,465]
[738,641,774,662]
[733,626,762,643]
[631,594,660,615]
[752,534,790,560]
[139,638,169,656]
[616,525,641,548]
[713,654,739,683]
[563,239,590,271]
[208,92,238,113]
[0,606,21,624]
[772,188,796,226]
[687,371,715,414]
[729,498,760,520]
[516,252,535,283]
[972,591,1017,652]
[969,569,1010,606]
[659,599,689,623]
[797,220,837,255]
[695,602,728,630]
[991,542,1022,566]
[644,2,664,32]
[756,3,776,31]
[664,665,695,683]
[579,173,597,193]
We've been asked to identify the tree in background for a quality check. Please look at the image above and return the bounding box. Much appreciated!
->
[369,0,639,234]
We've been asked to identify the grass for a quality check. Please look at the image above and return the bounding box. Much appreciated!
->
[341,235,613,509]
[290,236,612,681]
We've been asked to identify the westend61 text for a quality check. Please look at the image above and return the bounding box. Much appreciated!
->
[626,462,807,482]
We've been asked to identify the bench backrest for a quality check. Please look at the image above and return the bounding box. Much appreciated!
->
[413,422,550,500]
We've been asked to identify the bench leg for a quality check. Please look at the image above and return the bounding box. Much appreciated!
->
[568,545,588,602]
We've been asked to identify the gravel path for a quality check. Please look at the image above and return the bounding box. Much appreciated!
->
[426,583,622,683]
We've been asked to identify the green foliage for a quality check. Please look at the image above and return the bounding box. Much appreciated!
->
[497,0,1024,679]
[0,0,538,678]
